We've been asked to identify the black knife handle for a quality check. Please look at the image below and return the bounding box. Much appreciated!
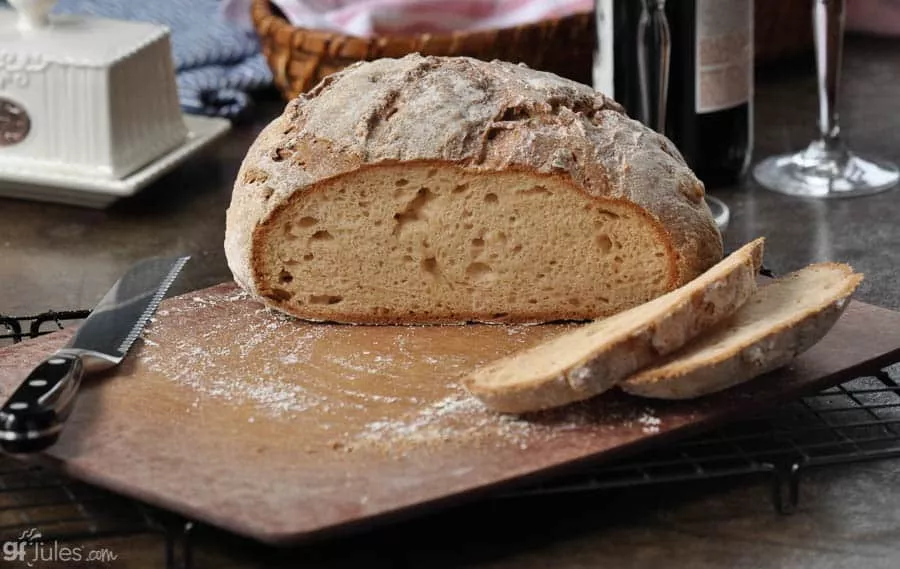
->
[0,352,84,454]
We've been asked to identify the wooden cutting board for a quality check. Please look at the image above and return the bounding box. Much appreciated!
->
[2,283,900,545]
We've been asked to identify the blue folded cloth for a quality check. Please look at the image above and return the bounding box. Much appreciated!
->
[49,0,273,118]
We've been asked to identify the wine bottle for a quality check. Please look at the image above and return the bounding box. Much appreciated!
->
[666,0,754,187]
[593,0,754,187]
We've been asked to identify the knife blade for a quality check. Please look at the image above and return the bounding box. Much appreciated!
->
[0,255,189,454]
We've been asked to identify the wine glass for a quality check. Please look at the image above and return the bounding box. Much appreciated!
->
[753,0,899,198]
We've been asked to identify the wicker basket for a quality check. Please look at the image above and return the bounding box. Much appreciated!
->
[252,0,813,101]
[251,0,596,100]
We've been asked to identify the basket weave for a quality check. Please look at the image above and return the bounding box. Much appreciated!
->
[251,0,596,100]
[252,0,813,101]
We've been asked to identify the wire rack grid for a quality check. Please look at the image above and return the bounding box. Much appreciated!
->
[2,309,900,569]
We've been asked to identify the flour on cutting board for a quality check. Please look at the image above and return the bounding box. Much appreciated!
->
[354,389,541,448]
[138,287,664,451]
[142,291,332,414]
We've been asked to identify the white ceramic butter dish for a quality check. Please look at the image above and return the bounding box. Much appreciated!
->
[0,113,230,208]
[0,0,231,207]
[0,0,193,180]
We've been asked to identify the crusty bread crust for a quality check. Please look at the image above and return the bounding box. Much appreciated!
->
[621,263,863,400]
[225,55,723,321]
[463,239,764,413]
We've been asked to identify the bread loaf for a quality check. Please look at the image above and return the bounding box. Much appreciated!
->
[621,263,863,399]
[225,54,723,324]
[463,239,764,413]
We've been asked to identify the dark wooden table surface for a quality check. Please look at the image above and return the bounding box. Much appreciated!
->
[2,36,900,568]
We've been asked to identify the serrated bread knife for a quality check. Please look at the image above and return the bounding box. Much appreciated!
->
[0,255,189,454]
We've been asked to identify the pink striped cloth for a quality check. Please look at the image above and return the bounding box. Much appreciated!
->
[227,0,592,36]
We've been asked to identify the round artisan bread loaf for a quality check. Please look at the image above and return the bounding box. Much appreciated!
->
[225,54,723,324]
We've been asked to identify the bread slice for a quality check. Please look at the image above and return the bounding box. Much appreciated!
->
[621,263,863,400]
[225,55,723,324]
[462,238,765,413]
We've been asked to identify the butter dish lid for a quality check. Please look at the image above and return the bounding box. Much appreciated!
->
[0,1,169,68]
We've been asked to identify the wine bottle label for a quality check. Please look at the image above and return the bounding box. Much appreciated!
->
[696,0,754,114]
[592,0,615,97]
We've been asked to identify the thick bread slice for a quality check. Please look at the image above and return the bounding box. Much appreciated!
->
[621,263,863,400]
[225,54,723,324]
[462,238,765,413]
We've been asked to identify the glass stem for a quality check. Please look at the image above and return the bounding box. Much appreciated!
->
[813,0,846,152]
[636,0,670,134]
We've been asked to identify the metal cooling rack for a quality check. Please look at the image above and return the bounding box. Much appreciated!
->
[502,369,900,513]
[0,311,90,344]
[2,310,900,568]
